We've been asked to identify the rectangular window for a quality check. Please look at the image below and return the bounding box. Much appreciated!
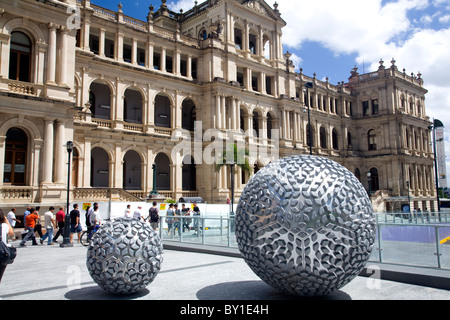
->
[266,76,272,95]
[363,101,369,116]
[123,44,132,63]
[372,99,379,115]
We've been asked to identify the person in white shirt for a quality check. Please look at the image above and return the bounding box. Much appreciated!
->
[0,209,14,283]
[124,204,132,218]
[133,206,144,221]
[7,208,20,228]
[89,204,101,226]
[6,208,20,240]
[40,207,56,245]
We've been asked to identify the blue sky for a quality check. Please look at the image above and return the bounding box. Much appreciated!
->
[91,0,450,187]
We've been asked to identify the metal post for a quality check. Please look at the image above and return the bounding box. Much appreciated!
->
[61,141,74,248]
[435,225,442,268]
[150,164,158,196]
[431,122,441,220]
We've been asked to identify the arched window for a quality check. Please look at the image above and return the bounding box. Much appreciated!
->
[91,147,109,188]
[9,31,32,82]
[319,127,327,149]
[354,168,361,182]
[182,99,196,131]
[332,128,339,150]
[267,112,273,140]
[368,130,377,150]
[155,153,171,191]
[89,81,111,120]
[182,156,196,191]
[154,94,171,128]
[253,111,260,138]
[124,88,143,124]
[368,168,380,192]
[123,150,142,190]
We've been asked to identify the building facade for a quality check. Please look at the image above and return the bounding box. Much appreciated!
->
[0,0,437,212]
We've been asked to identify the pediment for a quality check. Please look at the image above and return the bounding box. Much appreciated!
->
[239,0,286,25]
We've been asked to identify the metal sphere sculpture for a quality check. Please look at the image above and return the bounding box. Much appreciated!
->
[86,217,163,295]
[235,155,375,296]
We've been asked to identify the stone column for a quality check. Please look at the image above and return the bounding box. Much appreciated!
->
[58,26,69,86]
[42,119,54,184]
[99,28,105,57]
[54,120,66,184]
[47,23,57,84]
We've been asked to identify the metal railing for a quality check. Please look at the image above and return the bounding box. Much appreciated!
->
[158,211,450,270]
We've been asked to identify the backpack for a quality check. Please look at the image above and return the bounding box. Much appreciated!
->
[0,224,16,265]
[149,207,159,222]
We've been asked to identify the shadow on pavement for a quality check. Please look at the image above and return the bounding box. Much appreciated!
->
[196,280,352,300]
[64,285,150,300]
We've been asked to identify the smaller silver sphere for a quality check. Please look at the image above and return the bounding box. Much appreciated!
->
[86,217,163,295]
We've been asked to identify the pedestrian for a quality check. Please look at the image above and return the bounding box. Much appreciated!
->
[70,204,82,244]
[34,206,44,240]
[166,203,174,236]
[21,206,31,240]
[40,207,56,245]
[192,202,201,236]
[173,204,181,236]
[52,207,65,243]
[6,208,20,240]
[148,201,159,230]
[133,206,144,221]
[89,203,101,226]
[124,204,132,218]
[0,209,14,283]
[23,206,31,224]
[181,204,191,232]
[20,208,39,246]
[85,205,92,232]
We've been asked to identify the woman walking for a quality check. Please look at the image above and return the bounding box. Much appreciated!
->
[0,209,14,283]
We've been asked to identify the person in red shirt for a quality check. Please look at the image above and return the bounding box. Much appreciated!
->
[52,207,65,243]
[20,208,39,246]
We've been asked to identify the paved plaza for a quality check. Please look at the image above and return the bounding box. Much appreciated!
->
[1,238,450,303]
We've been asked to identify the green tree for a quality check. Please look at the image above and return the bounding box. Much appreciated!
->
[215,143,252,175]
[215,143,252,212]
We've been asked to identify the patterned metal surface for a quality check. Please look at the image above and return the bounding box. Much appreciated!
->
[236,155,375,296]
[86,218,163,295]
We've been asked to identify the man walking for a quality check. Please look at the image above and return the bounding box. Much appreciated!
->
[20,208,39,246]
[70,204,82,244]
[52,207,66,243]
[148,202,159,230]
[40,207,56,245]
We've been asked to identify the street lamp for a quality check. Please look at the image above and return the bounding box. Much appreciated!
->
[406,181,411,213]
[61,141,74,248]
[230,163,235,216]
[429,119,442,220]
[304,82,314,155]
[150,164,158,196]
[367,171,372,196]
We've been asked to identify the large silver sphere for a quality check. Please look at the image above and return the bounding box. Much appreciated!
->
[236,155,375,296]
[86,218,163,295]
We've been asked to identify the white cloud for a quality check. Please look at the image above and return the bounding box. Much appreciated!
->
[167,0,450,186]
[275,0,450,186]
[167,0,196,12]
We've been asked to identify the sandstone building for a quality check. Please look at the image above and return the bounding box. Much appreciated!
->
[0,0,437,212]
